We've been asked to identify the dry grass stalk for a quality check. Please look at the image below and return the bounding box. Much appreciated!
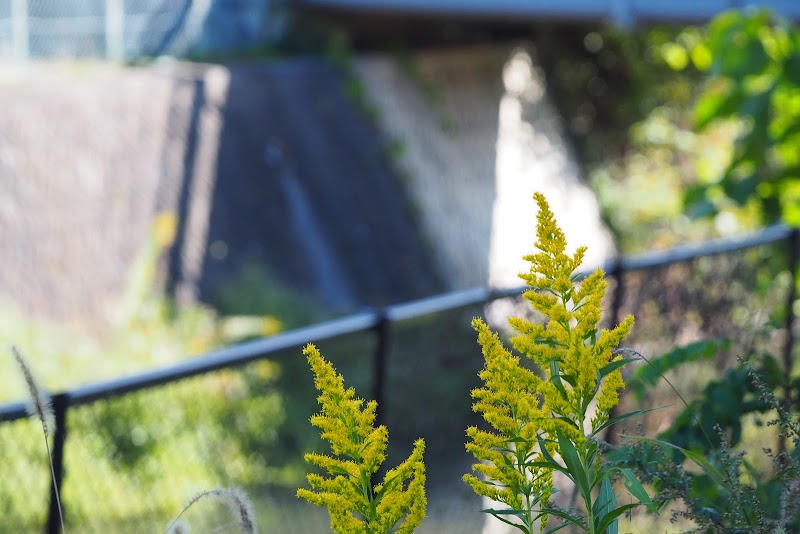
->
[11,345,53,435]
[165,487,257,534]
[11,345,65,533]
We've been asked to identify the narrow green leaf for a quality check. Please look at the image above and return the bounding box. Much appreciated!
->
[554,415,581,430]
[326,463,360,479]
[375,472,400,500]
[619,468,657,513]
[477,479,510,488]
[530,435,574,482]
[590,466,606,490]
[628,338,727,401]
[557,431,591,504]
[484,511,531,534]
[591,407,660,437]
[592,474,617,523]
[597,358,638,379]
[539,507,589,532]
[497,445,519,456]
[586,440,599,467]
[596,503,638,534]
[680,449,727,486]
[550,361,569,399]
[505,436,536,446]
[537,435,560,466]
[525,460,574,481]
[561,373,578,387]
[542,520,573,534]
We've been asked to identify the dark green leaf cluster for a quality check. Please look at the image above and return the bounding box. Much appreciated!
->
[613,350,800,532]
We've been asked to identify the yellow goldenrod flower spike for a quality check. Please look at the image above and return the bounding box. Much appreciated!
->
[465,192,635,533]
[298,344,426,534]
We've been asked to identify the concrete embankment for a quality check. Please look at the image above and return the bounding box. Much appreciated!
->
[0,59,442,326]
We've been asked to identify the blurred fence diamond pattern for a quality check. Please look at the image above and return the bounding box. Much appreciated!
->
[0,0,283,61]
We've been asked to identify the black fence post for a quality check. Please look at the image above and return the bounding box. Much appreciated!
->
[372,311,389,428]
[782,229,800,431]
[605,257,626,447]
[46,394,68,534]
[610,257,625,328]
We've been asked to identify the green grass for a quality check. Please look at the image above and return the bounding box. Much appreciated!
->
[0,213,334,531]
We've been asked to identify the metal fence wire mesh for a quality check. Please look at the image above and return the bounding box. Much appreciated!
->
[621,242,789,355]
[616,240,795,438]
[63,368,287,532]
[3,332,374,533]
[0,419,50,531]
[0,229,797,532]
[0,0,281,61]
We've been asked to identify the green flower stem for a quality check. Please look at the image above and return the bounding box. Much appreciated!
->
[580,445,597,534]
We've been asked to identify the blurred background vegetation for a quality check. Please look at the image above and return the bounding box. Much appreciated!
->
[2,5,800,532]
[523,10,799,253]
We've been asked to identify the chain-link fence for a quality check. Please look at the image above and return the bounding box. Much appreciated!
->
[0,0,284,61]
[0,225,798,533]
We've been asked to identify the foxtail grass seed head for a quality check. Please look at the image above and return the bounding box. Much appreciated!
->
[11,345,54,437]
[217,487,256,534]
[166,518,191,534]
[167,487,257,534]
[11,345,66,533]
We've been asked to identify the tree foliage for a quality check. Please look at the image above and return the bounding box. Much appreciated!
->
[676,10,800,226]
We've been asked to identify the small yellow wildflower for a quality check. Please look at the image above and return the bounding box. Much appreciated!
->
[152,211,178,249]
[298,344,426,534]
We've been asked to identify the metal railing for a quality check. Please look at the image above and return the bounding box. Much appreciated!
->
[297,0,800,26]
[1,223,798,534]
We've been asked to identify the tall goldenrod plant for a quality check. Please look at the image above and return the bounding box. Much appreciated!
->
[464,193,652,534]
[297,344,426,534]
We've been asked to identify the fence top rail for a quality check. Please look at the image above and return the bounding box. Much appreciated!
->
[0,223,794,423]
[0,311,379,422]
[618,223,792,271]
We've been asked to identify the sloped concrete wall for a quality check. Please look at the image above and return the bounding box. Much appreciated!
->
[0,59,442,327]
[354,46,504,290]
[0,63,174,325]
[355,44,615,293]
[0,45,614,334]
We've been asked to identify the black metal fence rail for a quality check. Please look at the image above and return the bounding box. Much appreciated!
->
[1,223,798,534]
